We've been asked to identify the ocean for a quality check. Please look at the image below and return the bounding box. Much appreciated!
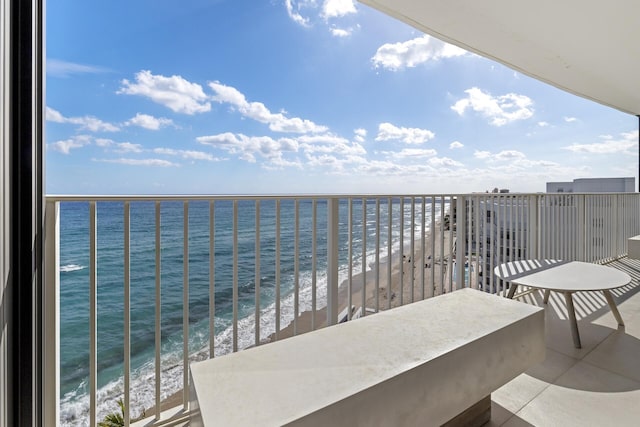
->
[57,198,443,425]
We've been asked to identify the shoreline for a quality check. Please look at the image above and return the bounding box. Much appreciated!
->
[143,221,455,419]
[266,220,453,341]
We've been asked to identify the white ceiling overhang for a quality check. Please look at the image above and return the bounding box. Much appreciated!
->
[359,0,640,116]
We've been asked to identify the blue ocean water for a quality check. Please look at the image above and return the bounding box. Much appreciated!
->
[58,198,440,424]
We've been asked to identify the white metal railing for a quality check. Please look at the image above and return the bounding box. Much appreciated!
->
[43,192,640,426]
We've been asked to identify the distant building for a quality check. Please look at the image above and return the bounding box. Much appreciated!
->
[464,196,528,289]
[547,177,635,193]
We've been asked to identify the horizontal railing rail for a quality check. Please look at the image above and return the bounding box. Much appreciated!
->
[43,192,640,426]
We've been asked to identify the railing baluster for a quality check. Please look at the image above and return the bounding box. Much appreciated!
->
[420,196,425,299]
[440,196,445,294]
[399,197,404,305]
[155,202,161,417]
[362,197,367,315]
[564,195,568,260]
[387,198,392,310]
[540,195,545,259]
[311,199,317,329]
[348,198,353,320]
[183,201,189,409]
[89,201,97,427]
[585,195,591,261]
[375,198,380,312]
[612,195,618,258]
[499,195,505,271]
[481,196,486,288]
[327,198,339,325]
[255,200,261,346]
[209,200,215,357]
[294,199,300,332]
[456,196,466,290]
[430,196,435,297]
[123,202,131,426]
[448,196,454,293]
[232,200,238,352]
[510,196,515,262]
[489,195,495,294]
[514,196,519,262]
[474,196,480,290]
[576,195,584,261]
[409,197,415,302]
[275,199,281,337]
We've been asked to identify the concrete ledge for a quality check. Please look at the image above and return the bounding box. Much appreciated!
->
[190,288,545,426]
[629,235,640,260]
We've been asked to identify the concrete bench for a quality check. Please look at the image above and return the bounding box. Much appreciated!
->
[629,235,640,260]
[189,288,544,426]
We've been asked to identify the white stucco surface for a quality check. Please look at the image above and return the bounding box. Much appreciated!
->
[190,288,544,426]
[629,236,640,260]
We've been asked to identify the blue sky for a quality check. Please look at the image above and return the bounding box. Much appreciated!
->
[46,0,638,195]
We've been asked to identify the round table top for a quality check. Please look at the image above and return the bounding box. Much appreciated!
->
[494,260,631,292]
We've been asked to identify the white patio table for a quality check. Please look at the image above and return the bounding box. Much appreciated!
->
[494,259,631,348]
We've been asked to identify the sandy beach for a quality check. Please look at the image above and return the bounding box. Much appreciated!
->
[265,220,454,341]
[144,221,455,419]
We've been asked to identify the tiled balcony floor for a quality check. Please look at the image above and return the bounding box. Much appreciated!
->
[490,257,640,427]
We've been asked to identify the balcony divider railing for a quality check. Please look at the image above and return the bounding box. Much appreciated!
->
[43,193,640,426]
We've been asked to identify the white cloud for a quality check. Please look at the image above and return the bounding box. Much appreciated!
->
[46,107,119,132]
[118,70,211,114]
[354,128,367,143]
[495,150,526,161]
[95,158,178,167]
[564,116,578,123]
[285,0,312,27]
[209,81,327,133]
[197,132,299,164]
[449,141,464,149]
[47,59,109,78]
[94,138,143,153]
[126,113,174,130]
[198,131,367,170]
[284,1,359,37]
[355,160,434,176]
[429,157,464,168]
[382,148,437,159]
[115,142,143,153]
[474,149,527,162]
[451,87,534,126]
[153,148,219,161]
[538,121,550,127]
[372,35,467,71]
[47,135,92,154]
[563,130,638,155]
[375,122,435,144]
[330,27,351,37]
[473,150,491,159]
[297,134,365,155]
[46,107,65,122]
[321,0,356,20]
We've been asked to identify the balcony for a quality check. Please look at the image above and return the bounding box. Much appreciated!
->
[43,192,640,426]
[491,255,640,426]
